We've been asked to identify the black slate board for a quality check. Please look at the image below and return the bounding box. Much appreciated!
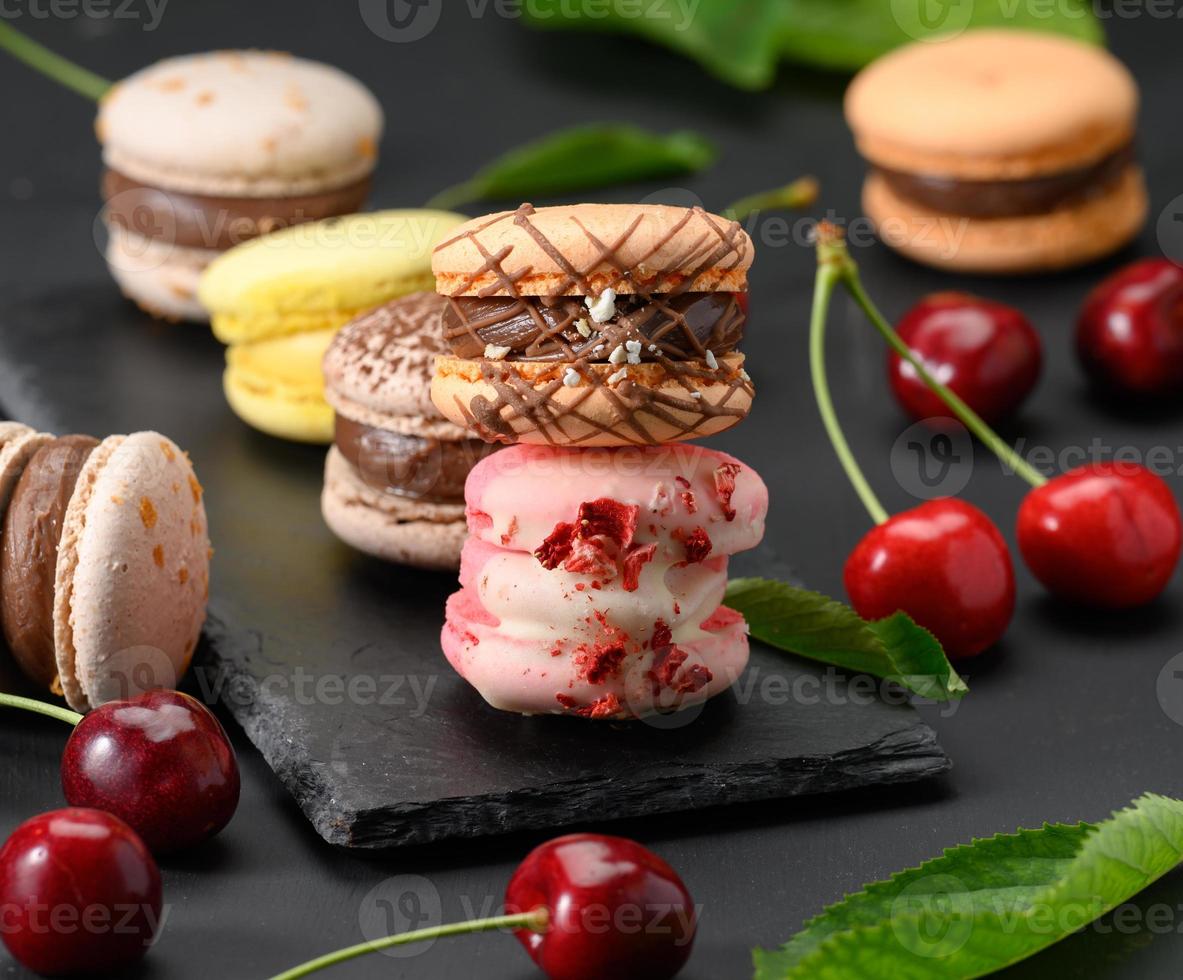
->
[0,282,948,848]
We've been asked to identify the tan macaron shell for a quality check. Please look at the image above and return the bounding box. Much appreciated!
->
[431,353,753,447]
[54,433,210,712]
[432,204,753,297]
[97,50,383,197]
[845,30,1138,180]
[863,165,1148,274]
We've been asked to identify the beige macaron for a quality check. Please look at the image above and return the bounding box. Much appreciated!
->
[845,30,1145,273]
[54,433,210,711]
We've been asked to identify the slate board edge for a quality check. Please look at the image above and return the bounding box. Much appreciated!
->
[207,609,950,850]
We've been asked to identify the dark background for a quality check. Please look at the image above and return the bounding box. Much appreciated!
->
[2,1,1182,977]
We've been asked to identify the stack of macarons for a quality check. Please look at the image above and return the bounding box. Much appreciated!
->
[320,292,499,569]
[97,50,383,321]
[845,30,1145,274]
[197,209,465,443]
[430,203,769,720]
[0,422,209,712]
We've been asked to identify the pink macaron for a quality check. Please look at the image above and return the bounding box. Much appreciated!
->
[442,443,768,719]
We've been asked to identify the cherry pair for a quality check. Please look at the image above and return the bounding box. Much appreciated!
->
[0,690,240,975]
[888,259,1183,421]
[813,225,1182,662]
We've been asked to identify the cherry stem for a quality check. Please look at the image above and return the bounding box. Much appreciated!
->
[0,693,83,727]
[725,175,820,223]
[817,223,1049,490]
[812,227,890,526]
[0,21,111,102]
[268,908,549,980]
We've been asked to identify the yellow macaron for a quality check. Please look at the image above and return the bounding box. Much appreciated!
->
[198,209,467,442]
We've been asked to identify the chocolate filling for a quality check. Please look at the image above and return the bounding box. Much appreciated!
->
[876,143,1135,218]
[443,292,745,362]
[334,416,497,503]
[102,169,373,251]
[0,435,98,688]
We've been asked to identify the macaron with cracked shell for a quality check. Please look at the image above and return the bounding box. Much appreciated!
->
[0,429,210,713]
[845,29,1146,274]
[198,208,467,444]
[97,50,384,321]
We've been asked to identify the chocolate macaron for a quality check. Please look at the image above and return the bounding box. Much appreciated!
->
[97,50,383,320]
[846,30,1146,274]
[430,203,755,446]
[322,292,499,570]
[0,430,210,712]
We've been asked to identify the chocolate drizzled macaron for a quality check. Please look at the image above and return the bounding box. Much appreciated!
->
[845,30,1145,274]
[430,203,755,446]
[0,430,210,712]
[322,292,499,570]
[97,51,383,321]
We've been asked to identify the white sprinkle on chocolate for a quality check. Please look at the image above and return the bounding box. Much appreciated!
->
[739,368,751,381]
[608,344,627,366]
[585,288,617,324]
[691,391,703,399]
[483,344,512,360]
[625,339,642,365]
[648,344,659,353]
[562,368,581,387]
[705,349,719,370]
[607,367,629,386]
[575,318,592,338]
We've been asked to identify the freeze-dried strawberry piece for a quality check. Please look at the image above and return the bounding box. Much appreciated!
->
[648,644,688,693]
[555,693,577,710]
[574,640,627,684]
[577,693,622,719]
[682,526,713,564]
[564,537,617,581]
[535,521,576,569]
[675,664,712,695]
[714,462,741,521]
[621,542,657,592]
[679,490,697,514]
[577,498,639,550]
[651,618,673,651]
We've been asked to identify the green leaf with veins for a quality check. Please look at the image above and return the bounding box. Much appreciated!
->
[425,124,715,209]
[753,793,1183,979]
[520,0,1103,89]
[724,577,967,702]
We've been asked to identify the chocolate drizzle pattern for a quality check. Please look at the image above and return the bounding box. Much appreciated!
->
[433,204,755,446]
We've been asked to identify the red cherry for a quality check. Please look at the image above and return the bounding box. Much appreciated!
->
[505,833,696,980]
[889,293,1042,425]
[1017,463,1182,608]
[1076,259,1183,396]
[0,808,162,976]
[844,498,1015,659]
[61,690,240,854]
